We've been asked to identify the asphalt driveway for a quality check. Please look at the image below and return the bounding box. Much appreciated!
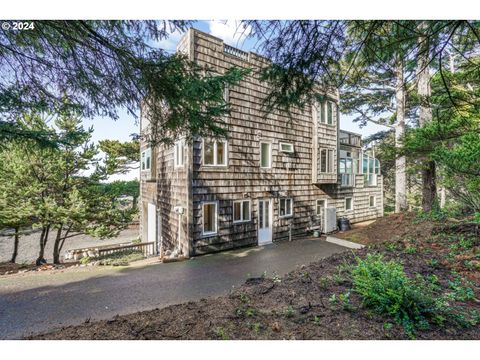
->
[0,238,346,339]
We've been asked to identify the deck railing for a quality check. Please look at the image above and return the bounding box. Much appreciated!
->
[65,241,156,260]
[97,242,155,257]
[223,44,249,60]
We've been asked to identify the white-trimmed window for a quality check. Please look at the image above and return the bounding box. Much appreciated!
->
[223,84,229,102]
[369,195,376,207]
[318,102,326,124]
[319,148,335,173]
[203,139,227,166]
[279,142,294,153]
[141,148,151,171]
[316,199,327,216]
[279,198,293,218]
[202,202,218,235]
[260,142,272,168]
[363,154,380,186]
[340,157,353,187]
[317,101,335,125]
[345,197,353,212]
[233,200,251,223]
[327,101,334,125]
[174,139,184,168]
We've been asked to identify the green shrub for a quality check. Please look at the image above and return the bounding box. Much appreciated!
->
[352,254,445,335]
[80,256,91,265]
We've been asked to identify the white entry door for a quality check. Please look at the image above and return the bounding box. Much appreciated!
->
[147,203,156,243]
[258,199,273,245]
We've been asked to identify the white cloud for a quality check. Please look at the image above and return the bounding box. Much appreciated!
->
[153,28,186,53]
[207,20,252,48]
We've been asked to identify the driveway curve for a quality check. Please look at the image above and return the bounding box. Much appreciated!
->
[0,238,346,339]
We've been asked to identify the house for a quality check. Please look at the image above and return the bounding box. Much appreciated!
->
[139,28,383,257]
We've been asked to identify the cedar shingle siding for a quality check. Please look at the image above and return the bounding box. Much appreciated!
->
[140,28,384,257]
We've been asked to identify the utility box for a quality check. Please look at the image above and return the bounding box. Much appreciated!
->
[324,207,337,233]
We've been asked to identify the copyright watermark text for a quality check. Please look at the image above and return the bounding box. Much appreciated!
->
[1,21,35,31]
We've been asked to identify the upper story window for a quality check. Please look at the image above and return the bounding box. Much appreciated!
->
[233,200,251,223]
[363,154,380,186]
[174,139,185,168]
[327,101,334,125]
[317,100,335,125]
[260,142,272,168]
[319,148,335,173]
[279,142,294,153]
[223,84,229,103]
[279,198,293,218]
[203,139,228,166]
[141,148,151,171]
[340,157,353,187]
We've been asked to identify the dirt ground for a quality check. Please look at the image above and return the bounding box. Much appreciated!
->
[31,213,480,340]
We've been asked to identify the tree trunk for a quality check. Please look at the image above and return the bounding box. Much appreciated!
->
[36,225,50,266]
[10,226,20,263]
[394,57,407,213]
[416,21,437,212]
[53,225,63,265]
[439,51,456,208]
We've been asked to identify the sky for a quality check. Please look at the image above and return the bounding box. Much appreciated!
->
[88,20,390,182]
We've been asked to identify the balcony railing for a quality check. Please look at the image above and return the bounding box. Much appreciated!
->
[339,133,361,147]
[223,44,249,60]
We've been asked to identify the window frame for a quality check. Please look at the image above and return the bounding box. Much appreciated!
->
[201,201,218,236]
[369,195,376,208]
[345,197,354,212]
[279,142,294,154]
[174,139,185,168]
[202,138,228,167]
[319,148,335,174]
[316,199,327,216]
[232,199,251,224]
[363,154,379,186]
[279,198,293,218]
[327,101,334,125]
[141,148,151,171]
[260,141,272,169]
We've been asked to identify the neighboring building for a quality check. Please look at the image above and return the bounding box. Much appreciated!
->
[139,28,383,257]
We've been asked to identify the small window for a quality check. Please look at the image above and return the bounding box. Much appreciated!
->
[203,139,228,166]
[141,148,151,171]
[316,199,326,216]
[202,202,217,235]
[260,142,271,168]
[345,197,353,211]
[279,198,293,218]
[280,142,294,153]
[369,195,376,207]
[174,139,184,168]
[233,200,251,223]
